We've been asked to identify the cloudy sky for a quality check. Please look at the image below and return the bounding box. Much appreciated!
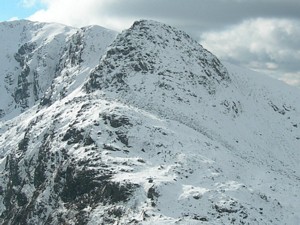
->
[1,0,300,88]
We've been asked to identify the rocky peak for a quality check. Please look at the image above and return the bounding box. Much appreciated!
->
[86,20,230,98]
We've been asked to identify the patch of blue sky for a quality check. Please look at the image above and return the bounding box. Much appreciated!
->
[0,0,45,22]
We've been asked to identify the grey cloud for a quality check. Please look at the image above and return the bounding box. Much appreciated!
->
[200,18,300,86]
[101,0,300,34]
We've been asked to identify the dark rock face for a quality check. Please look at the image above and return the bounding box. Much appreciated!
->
[0,115,138,225]
[0,94,141,224]
[38,31,85,107]
[13,42,37,110]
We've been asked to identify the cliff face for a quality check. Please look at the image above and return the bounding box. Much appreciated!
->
[0,20,117,120]
[0,20,299,225]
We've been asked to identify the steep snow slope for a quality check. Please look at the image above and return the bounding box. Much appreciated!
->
[0,20,299,225]
[0,20,117,120]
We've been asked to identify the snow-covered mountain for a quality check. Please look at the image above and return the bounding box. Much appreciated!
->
[0,19,299,225]
[0,20,117,120]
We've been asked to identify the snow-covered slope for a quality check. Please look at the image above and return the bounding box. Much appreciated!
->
[0,20,117,120]
[0,20,299,225]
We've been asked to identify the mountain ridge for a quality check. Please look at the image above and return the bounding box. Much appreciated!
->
[0,20,117,120]
[0,19,299,224]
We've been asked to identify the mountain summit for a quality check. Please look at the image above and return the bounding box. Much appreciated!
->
[0,20,299,225]
[86,20,230,95]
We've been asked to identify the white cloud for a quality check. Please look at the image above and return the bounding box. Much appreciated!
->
[200,18,300,87]
[27,0,135,31]
[279,72,300,87]
[8,17,20,21]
